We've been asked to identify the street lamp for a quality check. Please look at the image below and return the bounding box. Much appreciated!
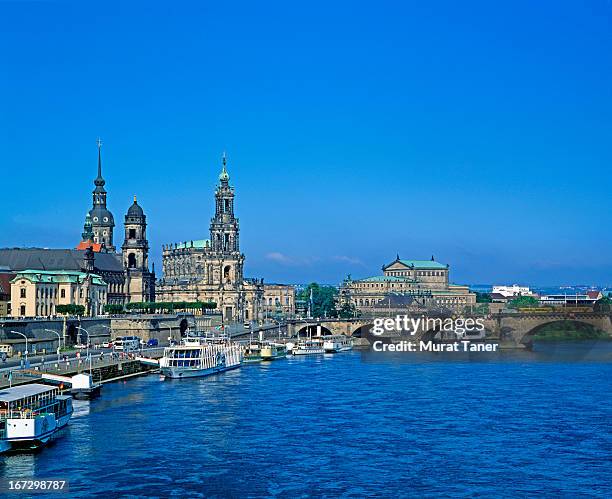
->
[161,324,174,345]
[44,329,62,365]
[76,326,92,373]
[10,331,28,367]
[268,318,283,340]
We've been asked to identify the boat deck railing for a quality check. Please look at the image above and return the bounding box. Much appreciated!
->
[0,410,53,419]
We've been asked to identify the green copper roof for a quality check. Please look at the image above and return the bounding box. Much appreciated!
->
[174,239,210,249]
[219,153,230,183]
[394,260,448,270]
[11,269,106,286]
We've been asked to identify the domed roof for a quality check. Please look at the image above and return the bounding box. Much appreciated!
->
[127,196,144,217]
[89,206,115,226]
[219,152,230,183]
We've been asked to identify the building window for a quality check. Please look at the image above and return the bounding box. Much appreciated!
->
[20,304,26,316]
[61,289,66,298]
[128,253,137,268]
[129,228,136,239]
[20,288,26,298]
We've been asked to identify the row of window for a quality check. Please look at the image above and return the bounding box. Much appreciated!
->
[388,271,446,277]
[264,297,291,306]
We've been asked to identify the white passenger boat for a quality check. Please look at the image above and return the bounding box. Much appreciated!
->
[0,383,73,453]
[322,335,353,353]
[159,336,242,379]
[260,342,287,361]
[291,339,325,356]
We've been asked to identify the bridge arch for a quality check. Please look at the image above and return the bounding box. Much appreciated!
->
[179,318,189,335]
[351,324,373,338]
[520,319,609,346]
[67,323,78,345]
[296,324,332,338]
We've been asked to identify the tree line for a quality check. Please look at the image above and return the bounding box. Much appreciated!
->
[297,283,359,319]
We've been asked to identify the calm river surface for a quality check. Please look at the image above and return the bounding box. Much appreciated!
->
[1,343,612,498]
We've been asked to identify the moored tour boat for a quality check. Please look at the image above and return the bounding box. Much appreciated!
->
[159,337,242,379]
[291,339,325,356]
[0,383,73,453]
[322,335,353,353]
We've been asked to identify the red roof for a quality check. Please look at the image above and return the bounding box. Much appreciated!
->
[75,241,103,252]
[587,291,602,299]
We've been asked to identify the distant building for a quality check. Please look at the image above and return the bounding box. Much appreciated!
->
[0,268,14,316]
[10,269,107,317]
[490,292,510,303]
[339,255,476,313]
[492,285,534,298]
[540,291,602,307]
[262,284,296,319]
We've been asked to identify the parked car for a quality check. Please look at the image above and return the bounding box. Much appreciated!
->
[244,322,251,329]
[146,338,159,347]
[101,341,114,348]
[74,343,89,349]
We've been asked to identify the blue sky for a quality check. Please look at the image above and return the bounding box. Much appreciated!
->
[1,0,611,286]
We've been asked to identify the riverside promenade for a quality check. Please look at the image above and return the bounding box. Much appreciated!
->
[0,348,164,389]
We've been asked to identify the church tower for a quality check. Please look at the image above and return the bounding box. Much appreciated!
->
[122,197,155,303]
[89,138,116,252]
[209,153,244,287]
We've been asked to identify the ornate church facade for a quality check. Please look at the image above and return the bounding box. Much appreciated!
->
[156,155,294,322]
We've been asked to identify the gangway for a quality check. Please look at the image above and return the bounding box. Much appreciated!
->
[17,369,101,399]
[135,357,160,366]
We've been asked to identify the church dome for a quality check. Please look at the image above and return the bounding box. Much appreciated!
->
[219,152,230,183]
[219,166,230,183]
[127,197,144,217]
[89,206,114,226]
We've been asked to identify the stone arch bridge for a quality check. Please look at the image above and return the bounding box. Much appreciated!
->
[271,312,612,348]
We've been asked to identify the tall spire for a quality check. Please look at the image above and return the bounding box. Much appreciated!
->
[94,137,105,188]
[82,213,94,241]
[219,151,230,183]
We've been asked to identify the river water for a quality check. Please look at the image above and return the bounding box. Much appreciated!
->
[1,342,612,498]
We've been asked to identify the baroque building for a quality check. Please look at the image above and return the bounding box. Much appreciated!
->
[10,269,107,317]
[338,255,476,313]
[157,155,294,322]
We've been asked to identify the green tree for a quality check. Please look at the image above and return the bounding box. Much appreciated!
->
[298,283,339,318]
[337,301,360,319]
[56,304,86,316]
[507,296,539,309]
[594,296,612,313]
[104,304,124,314]
[475,292,492,303]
